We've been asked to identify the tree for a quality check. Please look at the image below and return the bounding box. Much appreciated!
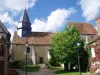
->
[50,25,88,72]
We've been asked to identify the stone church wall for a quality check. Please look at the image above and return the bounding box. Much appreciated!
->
[12,45,51,64]
[12,45,31,61]
[34,45,50,64]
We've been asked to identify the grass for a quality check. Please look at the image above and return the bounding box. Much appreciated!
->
[20,65,40,72]
[57,71,81,75]
[49,66,85,75]
[48,66,63,70]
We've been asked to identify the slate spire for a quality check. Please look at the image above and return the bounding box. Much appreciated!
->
[22,9,30,23]
[17,9,32,37]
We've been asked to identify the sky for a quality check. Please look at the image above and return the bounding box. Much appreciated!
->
[0,0,100,40]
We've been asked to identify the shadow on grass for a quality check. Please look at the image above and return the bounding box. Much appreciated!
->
[48,67,63,70]
[48,66,83,75]
[56,70,69,74]
[56,70,80,75]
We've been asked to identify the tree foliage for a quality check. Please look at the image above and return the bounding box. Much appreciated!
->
[50,25,88,71]
[50,25,79,63]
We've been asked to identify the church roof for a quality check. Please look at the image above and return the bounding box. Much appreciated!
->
[21,9,30,23]
[12,32,53,45]
[0,21,9,33]
[67,22,97,35]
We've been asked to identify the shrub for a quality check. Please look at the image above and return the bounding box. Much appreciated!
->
[7,69,19,75]
[95,69,100,75]
[45,63,51,68]
[19,60,26,66]
[20,64,40,72]
[90,61,100,73]
[49,58,60,67]
[19,60,34,66]
[8,60,20,69]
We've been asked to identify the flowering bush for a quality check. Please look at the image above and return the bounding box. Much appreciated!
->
[7,69,19,75]
[89,57,97,62]
[90,61,100,73]
[95,69,100,75]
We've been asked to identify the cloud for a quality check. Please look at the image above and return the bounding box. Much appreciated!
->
[0,1,5,10]
[0,12,18,27]
[79,0,100,21]
[0,0,36,41]
[8,27,16,41]
[32,8,76,32]
[0,12,18,40]
[0,0,36,12]
[95,25,97,30]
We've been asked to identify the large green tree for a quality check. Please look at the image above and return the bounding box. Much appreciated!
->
[50,25,88,71]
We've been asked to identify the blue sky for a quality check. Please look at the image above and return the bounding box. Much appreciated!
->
[0,0,100,40]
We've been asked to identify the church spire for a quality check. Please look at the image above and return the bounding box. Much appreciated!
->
[17,9,32,37]
[22,9,30,23]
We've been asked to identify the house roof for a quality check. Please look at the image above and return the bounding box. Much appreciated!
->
[12,31,53,45]
[96,16,100,21]
[88,35,100,45]
[0,36,8,43]
[67,22,97,35]
[0,21,9,33]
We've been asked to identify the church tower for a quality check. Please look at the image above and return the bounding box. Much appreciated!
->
[17,9,32,37]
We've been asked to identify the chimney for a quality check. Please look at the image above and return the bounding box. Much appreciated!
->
[96,16,100,35]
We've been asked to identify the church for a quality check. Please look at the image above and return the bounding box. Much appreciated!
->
[12,9,97,66]
[12,9,52,65]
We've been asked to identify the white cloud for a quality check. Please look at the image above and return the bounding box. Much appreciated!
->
[32,8,76,32]
[0,0,36,41]
[95,25,97,30]
[8,27,16,41]
[0,12,18,40]
[0,0,5,10]
[79,0,100,21]
[0,0,36,15]
[0,12,18,26]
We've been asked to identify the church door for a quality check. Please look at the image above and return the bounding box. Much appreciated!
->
[39,57,44,64]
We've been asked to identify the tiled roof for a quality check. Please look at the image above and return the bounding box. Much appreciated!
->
[88,35,100,44]
[0,21,9,33]
[68,22,97,35]
[96,16,100,21]
[12,31,53,45]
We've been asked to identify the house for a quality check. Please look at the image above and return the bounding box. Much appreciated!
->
[0,21,11,75]
[83,16,100,72]
[88,16,100,61]
[67,22,97,45]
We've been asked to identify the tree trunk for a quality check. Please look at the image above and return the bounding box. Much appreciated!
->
[64,62,68,72]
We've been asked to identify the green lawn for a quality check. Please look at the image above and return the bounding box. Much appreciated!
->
[20,65,40,72]
[48,66,63,70]
[57,71,80,75]
[57,70,86,75]
[49,66,85,75]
